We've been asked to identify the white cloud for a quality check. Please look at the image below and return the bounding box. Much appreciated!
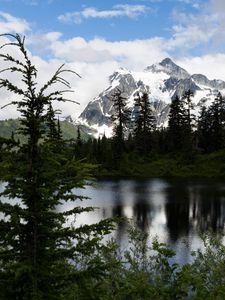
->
[0,11,30,34]
[24,32,225,118]
[209,0,225,35]
[58,5,149,24]
[177,54,225,81]
[3,28,225,120]
[27,31,63,55]
[168,0,225,52]
[210,0,225,11]
[177,0,201,8]
[1,5,225,120]
[0,32,168,119]
[44,35,167,71]
[29,34,168,117]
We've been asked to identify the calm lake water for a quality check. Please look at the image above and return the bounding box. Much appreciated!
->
[65,178,225,264]
[1,178,225,264]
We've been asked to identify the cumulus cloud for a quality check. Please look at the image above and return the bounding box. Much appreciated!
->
[58,5,149,24]
[2,28,225,120]
[209,0,225,36]
[42,36,168,117]
[176,0,201,8]
[25,34,167,117]
[0,32,168,119]
[168,0,225,52]
[1,4,225,120]
[44,35,167,71]
[0,11,30,34]
[177,54,225,81]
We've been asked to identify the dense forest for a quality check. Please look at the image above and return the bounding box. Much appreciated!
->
[0,34,225,299]
[73,89,225,178]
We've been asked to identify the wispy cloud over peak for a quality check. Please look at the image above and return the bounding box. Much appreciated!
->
[58,4,149,24]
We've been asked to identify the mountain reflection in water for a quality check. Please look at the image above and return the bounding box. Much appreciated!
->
[69,178,225,263]
[2,178,225,263]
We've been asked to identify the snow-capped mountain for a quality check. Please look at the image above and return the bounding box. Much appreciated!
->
[77,58,225,137]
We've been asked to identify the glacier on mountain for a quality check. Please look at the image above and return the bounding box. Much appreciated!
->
[75,58,225,138]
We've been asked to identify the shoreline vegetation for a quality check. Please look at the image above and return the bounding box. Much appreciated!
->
[1,118,225,179]
[94,151,225,179]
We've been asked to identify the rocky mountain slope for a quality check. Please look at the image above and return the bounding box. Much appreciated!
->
[77,58,225,137]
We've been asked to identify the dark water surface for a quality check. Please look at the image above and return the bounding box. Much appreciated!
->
[1,178,225,264]
[67,178,225,263]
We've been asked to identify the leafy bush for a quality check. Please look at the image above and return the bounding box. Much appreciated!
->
[72,225,225,299]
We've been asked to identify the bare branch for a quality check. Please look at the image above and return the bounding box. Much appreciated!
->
[51,98,80,105]
[58,69,82,79]
[47,90,74,98]
[0,78,26,96]
[0,54,25,67]
[56,76,71,86]
[39,64,81,95]
[65,99,80,105]
[0,66,25,75]
[55,77,71,88]
[1,101,17,109]
[0,42,19,50]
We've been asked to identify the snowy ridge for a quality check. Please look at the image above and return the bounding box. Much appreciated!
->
[76,58,225,138]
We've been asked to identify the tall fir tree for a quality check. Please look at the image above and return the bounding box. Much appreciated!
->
[0,34,113,300]
[111,88,131,160]
[168,92,194,155]
[46,103,59,141]
[197,104,212,152]
[168,95,186,152]
[75,125,82,158]
[182,89,194,127]
[181,90,195,153]
[197,92,225,152]
[134,92,156,154]
[210,92,225,150]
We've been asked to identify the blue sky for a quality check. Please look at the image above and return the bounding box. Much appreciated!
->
[0,0,225,118]
[0,0,205,43]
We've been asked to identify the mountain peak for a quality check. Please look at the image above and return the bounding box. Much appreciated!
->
[145,57,190,80]
[159,57,176,67]
[77,57,225,138]
[114,67,131,75]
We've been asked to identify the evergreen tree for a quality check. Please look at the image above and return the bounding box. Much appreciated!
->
[75,125,82,157]
[134,92,156,154]
[0,34,113,300]
[182,89,194,127]
[57,117,63,140]
[46,103,59,140]
[168,93,194,154]
[197,105,212,152]
[181,90,195,154]
[210,92,225,151]
[99,134,114,169]
[197,92,225,153]
[168,95,186,152]
[111,88,131,159]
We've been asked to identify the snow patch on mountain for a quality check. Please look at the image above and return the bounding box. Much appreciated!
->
[75,58,225,138]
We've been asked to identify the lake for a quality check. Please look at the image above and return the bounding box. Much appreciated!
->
[1,178,225,264]
[65,178,225,264]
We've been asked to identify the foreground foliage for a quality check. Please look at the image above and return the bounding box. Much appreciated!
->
[0,34,114,300]
[73,226,225,300]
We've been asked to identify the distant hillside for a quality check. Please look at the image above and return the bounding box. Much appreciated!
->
[0,118,90,142]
